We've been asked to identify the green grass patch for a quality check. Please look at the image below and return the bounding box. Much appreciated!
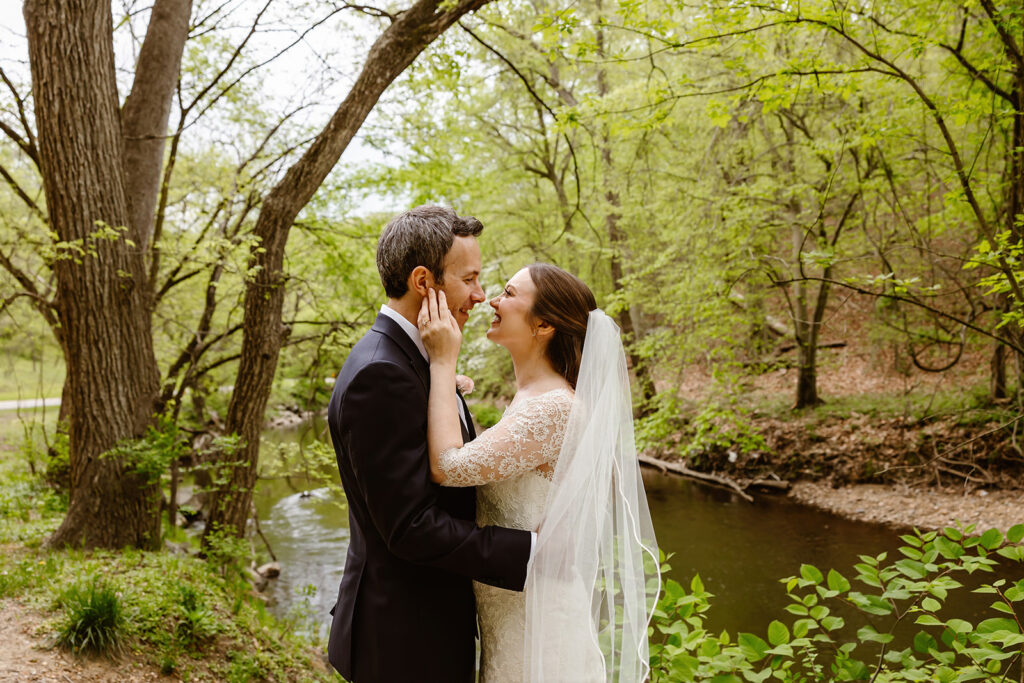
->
[0,352,64,402]
[55,579,126,656]
[0,450,334,682]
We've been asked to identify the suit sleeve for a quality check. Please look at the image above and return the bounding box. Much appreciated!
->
[339,360,532,591]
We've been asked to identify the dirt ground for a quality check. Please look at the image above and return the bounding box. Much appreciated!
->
[0,600,173,682]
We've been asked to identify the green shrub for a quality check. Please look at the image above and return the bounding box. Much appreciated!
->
[471,402,504,429]
[55,580,126,657]
[649,523,1024,681]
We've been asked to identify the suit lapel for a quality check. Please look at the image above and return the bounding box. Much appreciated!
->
[371,313,430,392]
[458,391,476,441]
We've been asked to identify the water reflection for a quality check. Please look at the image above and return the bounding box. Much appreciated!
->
[254,428,1022,645]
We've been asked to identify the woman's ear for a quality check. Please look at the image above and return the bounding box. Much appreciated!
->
[534,319,556,342]
[409,266,436,297]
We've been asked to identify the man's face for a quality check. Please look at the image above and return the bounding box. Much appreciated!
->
[435,235,486,330]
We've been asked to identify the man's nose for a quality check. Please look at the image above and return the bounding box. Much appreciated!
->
[471,283,486,303]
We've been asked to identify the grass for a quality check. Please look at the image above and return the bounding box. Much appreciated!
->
[0,440,335,682]
[0,352,64,402]
[55,580,126,656]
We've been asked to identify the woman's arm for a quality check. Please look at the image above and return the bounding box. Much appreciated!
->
[433,390,572,487]
[419,289,466,483]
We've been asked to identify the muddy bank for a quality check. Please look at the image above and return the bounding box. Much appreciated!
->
[789,481,1024,532]
[689,412,1024,488]
[664,411,1024,531]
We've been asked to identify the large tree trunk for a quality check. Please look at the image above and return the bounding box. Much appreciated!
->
[203,0,494,543]
[25,0,162,549]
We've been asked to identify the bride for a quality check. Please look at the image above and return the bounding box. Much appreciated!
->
[418,263,660,682]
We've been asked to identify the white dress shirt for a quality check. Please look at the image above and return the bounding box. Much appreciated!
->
[379,304,467,427]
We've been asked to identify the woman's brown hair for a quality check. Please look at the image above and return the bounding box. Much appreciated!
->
[527,263,597,388]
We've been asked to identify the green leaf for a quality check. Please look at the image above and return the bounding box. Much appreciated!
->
[827,569,850,593]
[1007,524,1024,544]
[767,620,790,646]
[978,618,1020,634]
[737,632,769,662]
[934,536,964,560]
[980,529,1003,550]
[921,597,942,612]
[858,624,894,644]
[913,630,937,654]
[800,564,824,584]
[991,601,1015,614]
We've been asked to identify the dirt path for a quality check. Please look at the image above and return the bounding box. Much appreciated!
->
[0,600,170,683]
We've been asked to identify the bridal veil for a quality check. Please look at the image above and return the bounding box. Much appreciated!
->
[524,310,661,682]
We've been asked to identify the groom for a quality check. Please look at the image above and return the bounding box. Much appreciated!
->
[326,205,533,682]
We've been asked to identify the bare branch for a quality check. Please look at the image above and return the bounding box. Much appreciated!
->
[0,162,47,224]
[0,66,39,166]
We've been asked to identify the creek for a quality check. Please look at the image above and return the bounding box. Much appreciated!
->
[253,419,1020,644]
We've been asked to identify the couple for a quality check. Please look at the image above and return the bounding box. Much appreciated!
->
[326,205,659,682]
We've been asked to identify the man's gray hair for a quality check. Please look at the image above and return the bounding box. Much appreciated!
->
[376,205,484,298]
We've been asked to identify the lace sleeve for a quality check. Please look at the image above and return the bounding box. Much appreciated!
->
[436,390,573,487]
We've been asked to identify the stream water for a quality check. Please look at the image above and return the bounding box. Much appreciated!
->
[252,420,1022,647]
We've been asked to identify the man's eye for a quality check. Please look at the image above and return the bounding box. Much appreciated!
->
[504,287,513,297]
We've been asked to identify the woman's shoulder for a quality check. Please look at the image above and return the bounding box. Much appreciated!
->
[509,387,574,414]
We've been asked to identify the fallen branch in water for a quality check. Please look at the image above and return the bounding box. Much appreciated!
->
[638,454,754,502]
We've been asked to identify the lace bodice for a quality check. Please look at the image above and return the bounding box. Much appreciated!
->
[436,388,574,488]
[436,388,579,682]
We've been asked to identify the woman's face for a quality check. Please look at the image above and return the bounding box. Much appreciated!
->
[486,268,539,349]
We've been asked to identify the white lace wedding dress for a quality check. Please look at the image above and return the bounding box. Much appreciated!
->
[436,388,604,682]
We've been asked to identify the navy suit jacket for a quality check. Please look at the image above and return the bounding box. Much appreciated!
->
[326,313,532,682]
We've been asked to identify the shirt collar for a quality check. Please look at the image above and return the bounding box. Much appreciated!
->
[379,304,428,362]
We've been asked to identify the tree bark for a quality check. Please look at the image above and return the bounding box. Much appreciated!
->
[594,13,656,416]
[122,0,193,250]
[203,0,494,543]
[25,0,164,549]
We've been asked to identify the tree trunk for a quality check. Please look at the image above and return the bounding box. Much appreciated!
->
[991,341,1007,399]
[122,0,193,250]
[594,14,656,416]
[203,0,494,543]
[25,0,163,549]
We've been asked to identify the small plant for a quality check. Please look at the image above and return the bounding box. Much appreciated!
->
[174,584,217,647]
[649,523,1024,681]
[55,580,125,657]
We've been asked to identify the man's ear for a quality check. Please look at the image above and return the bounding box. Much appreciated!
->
[408,266,437,297]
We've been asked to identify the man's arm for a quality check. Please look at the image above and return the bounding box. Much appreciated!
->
[340,360,531,591]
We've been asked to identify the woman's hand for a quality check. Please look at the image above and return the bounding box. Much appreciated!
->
[419,288,462,367]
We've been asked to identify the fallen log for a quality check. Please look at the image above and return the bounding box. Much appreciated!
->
[638,454,754,502]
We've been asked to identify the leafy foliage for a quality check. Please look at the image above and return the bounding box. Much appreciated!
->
[650,524,1024,681]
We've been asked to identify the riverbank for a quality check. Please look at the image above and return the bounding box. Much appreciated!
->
[789,480,1024,532]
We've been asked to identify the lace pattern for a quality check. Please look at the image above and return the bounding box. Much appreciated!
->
[445,388,578,683]
[436,389,574,487]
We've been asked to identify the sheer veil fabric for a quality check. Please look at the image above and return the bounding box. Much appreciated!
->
[524,310,661,681]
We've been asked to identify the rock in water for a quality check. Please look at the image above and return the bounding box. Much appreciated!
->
[257,562,281,579]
